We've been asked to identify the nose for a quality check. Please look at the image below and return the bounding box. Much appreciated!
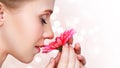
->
[43,24,54,39]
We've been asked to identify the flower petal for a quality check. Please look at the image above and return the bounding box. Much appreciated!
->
[42,29,76,53]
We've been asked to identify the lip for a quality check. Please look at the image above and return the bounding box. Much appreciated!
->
[34,39,44,53]
[35,46,41,53]
[35,45,44,53]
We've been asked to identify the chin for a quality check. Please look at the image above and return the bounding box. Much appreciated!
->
[19,57,34,64]
[13,54,35,64]
[10,50,36,64]
[22,60,33,64]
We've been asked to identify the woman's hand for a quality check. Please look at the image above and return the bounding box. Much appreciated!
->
[46,43,86,68]
[74,43,86,66]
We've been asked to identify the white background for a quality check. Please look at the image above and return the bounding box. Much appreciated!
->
[2,0,120,68]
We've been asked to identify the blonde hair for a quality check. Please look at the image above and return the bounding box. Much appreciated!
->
[0,0,29,9]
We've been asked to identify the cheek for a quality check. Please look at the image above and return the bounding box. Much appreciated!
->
[3,14,43,53]
[21,21,43,43]
[2,17,43,62]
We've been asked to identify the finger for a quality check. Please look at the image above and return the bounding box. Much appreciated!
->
[54,52,61,68]
[68,45,76,68]
[77,55,86,66]
[80,64,85,68]
[55,52,61,63]
[75,58,80,68]
[74,43,81,54]
[57,44,69,68]
[46,57,55,68]
[75,58,85,68]
[68,37,73,45]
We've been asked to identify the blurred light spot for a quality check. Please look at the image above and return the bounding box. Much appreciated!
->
[65,17,80,29]
[65,19,72,27]
[78,36,84,42]
[75,34,84,43]
[52,20,62,33]
[81,9,93,18]
[53,6,60,14]
[52,27,56,33]
[51,14,57,20]
[80,29,87,36]
[53,21,61,28]
[57,27,64,34]
[73,17,80,24]
[35,57,41,63]
[89,47,100,55]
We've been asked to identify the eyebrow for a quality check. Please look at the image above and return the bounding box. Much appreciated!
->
[44,9,53,14]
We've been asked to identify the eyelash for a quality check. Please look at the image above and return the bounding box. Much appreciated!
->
[41,18,47,24]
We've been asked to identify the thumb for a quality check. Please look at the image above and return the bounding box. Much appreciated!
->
[46,57,56,68]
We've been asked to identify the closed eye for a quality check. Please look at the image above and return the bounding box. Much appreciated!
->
[41,18,47,24]
[41,15,47,24]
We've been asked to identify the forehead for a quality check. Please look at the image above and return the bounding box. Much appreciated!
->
[22,0,55,14]
[16,0,55,15]
[31,0,55,10]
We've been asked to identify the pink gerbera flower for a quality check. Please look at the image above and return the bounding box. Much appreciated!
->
[42,29,76,53]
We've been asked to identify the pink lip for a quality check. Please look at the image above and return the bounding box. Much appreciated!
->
[35,46,40,53]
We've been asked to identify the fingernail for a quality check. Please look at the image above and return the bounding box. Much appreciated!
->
[63,44,68,50]
[64,44,68,47]
[69,44,74,48]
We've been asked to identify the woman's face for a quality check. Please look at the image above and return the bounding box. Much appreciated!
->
[2,0,55,63]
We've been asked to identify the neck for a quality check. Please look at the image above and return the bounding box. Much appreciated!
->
[0,33,8,67]
[0,48,8,67]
